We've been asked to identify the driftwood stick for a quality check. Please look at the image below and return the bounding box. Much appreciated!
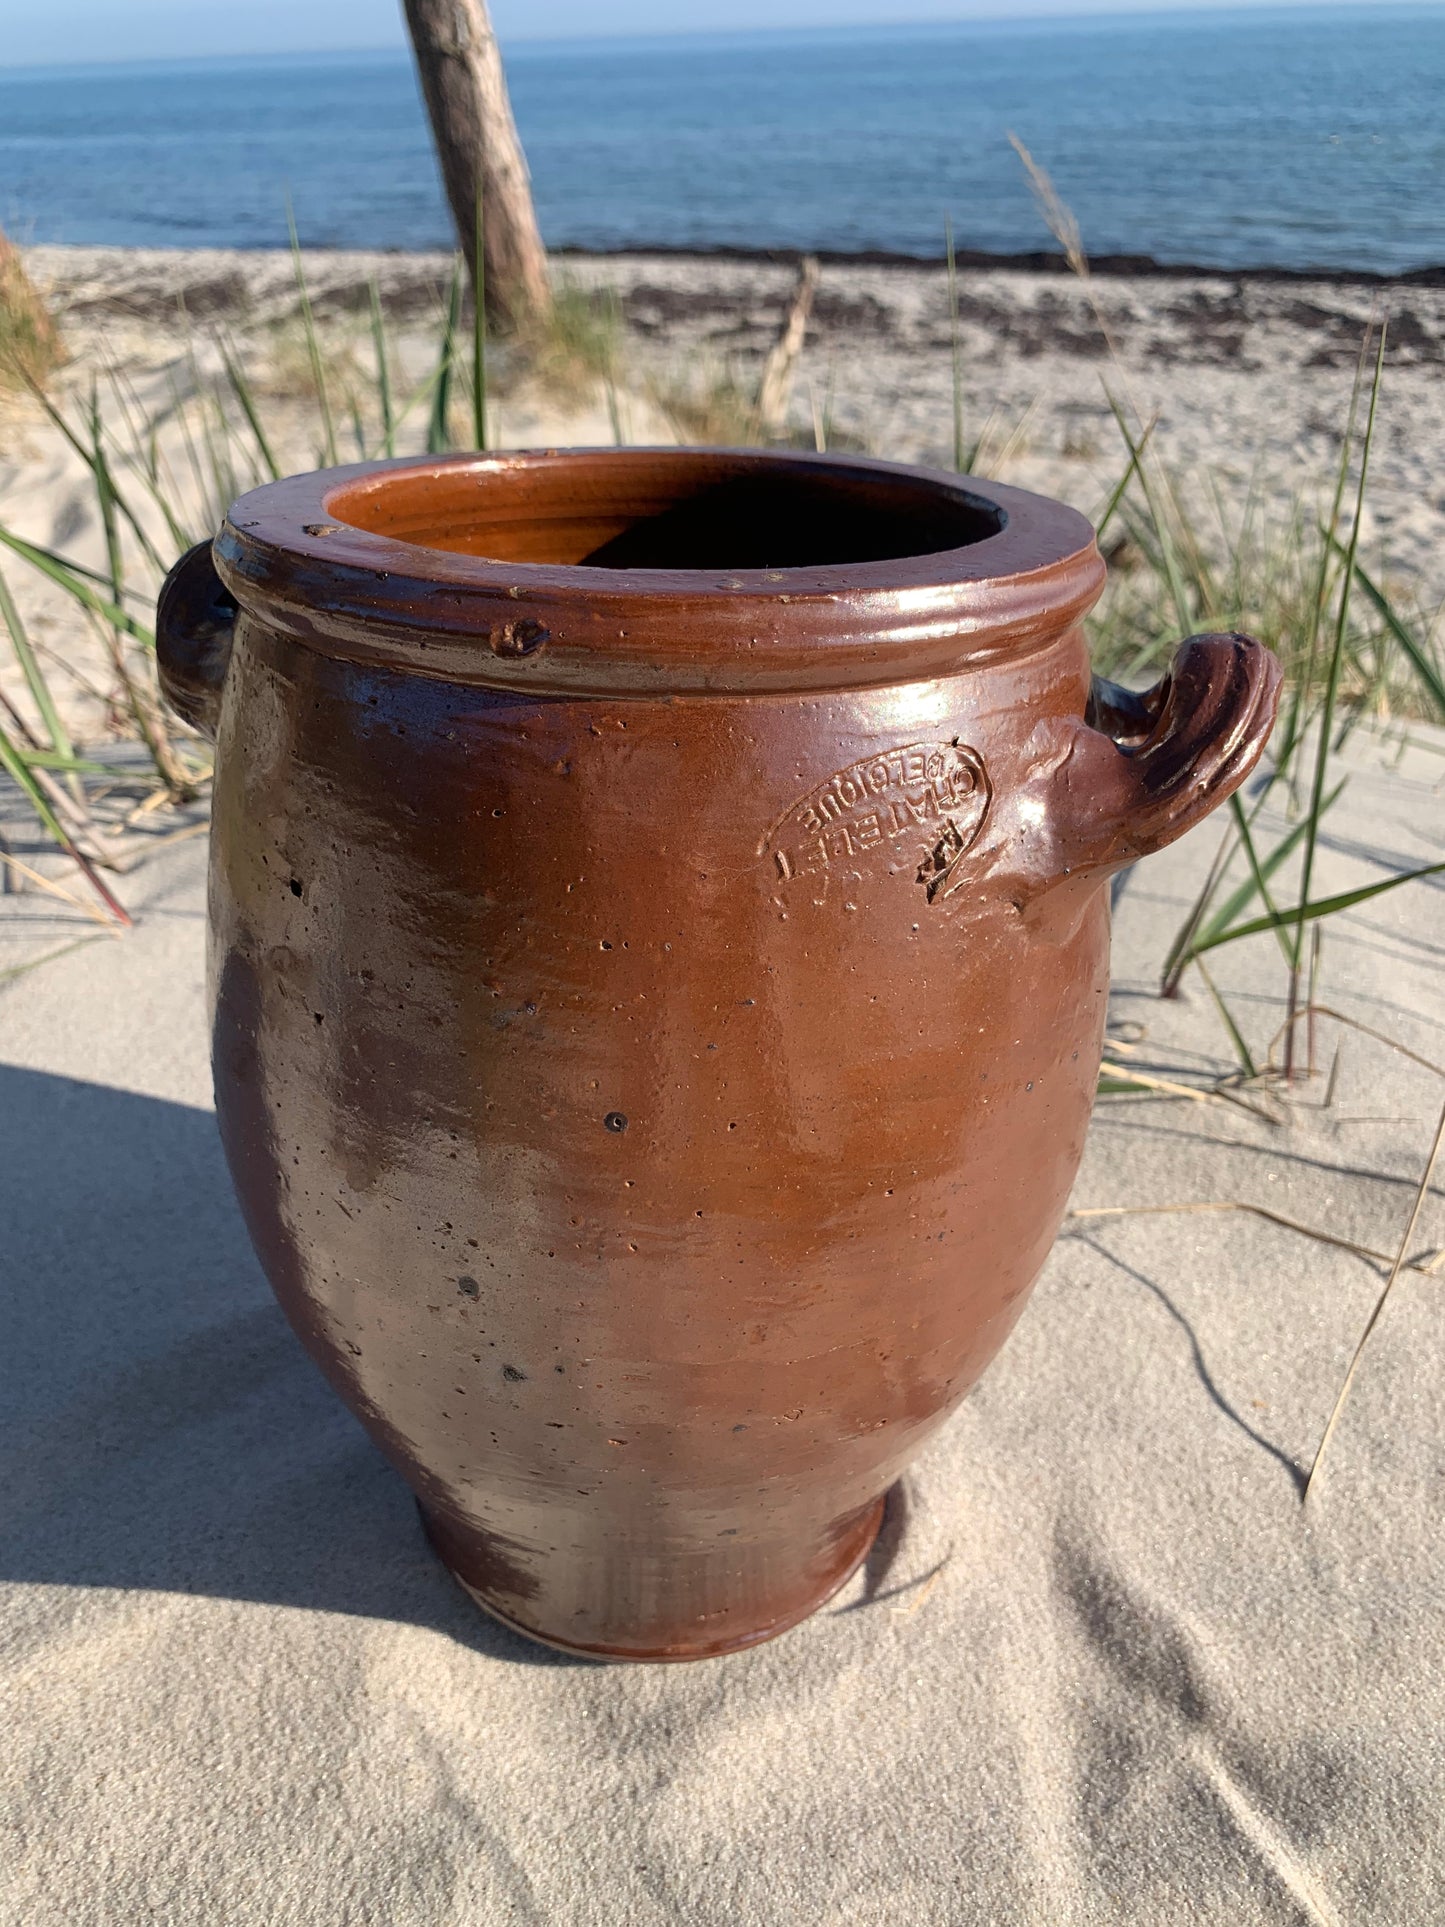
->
[756,256,820,436]
[403,0,552,328]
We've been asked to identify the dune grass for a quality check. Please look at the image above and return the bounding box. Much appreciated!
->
[0,219,1441,976]
[1096,322,1445,1046]
[0,230,64,399]
[993,144,1445,1087]
[1000,139,1445,1494]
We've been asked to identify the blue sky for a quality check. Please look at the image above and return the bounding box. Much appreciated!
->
[0,0,1431,68]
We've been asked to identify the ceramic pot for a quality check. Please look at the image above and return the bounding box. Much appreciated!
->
[157,449,1279,1661]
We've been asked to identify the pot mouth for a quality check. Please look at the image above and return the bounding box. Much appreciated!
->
[326,448,1007,571]
[216,448,1104,695]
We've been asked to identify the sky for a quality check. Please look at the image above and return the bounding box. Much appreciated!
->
[0,0,1432,69]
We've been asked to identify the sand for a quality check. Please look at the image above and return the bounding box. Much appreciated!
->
[2,698,1444,1921]
[3,245,1444,745]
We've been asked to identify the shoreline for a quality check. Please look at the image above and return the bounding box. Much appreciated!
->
[19,238,1445,291]
[555,245,1445,292]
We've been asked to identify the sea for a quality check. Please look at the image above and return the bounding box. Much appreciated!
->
[1,4,1442,276]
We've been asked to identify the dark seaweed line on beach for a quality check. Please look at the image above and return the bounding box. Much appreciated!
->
[551,244,1445,292]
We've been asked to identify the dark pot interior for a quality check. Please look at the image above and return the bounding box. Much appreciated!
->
[326,452,1007,573]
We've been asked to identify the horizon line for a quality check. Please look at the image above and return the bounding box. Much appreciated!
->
[1,0,1442,76]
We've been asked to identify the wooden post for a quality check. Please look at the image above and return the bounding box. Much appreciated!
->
[756,256,820,437]
[403,0,552,329]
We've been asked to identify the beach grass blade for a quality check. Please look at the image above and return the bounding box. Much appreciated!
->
[82,378,193,795]
[1190,858,1445,957]
[945,216,964,472]
[89,379,127,617]
[0,717,131,924]
[287,197,339,467]
[473,172,488,453]
[1160,824,1245,997]
[368,279,396,458]
[1280,322,1374,813]
[0,936,111,984]
[0,533,114,592]
[0,523,154,647]
[1103,388,1192,633]
[1095,417,1157,543]
[0,716,69,844]
[21,750,134,777]
[1172,779,1349,986]
[219,339,282,482]
[1305,1091,1445,1502]
[17,361,169,578]
[133,421,202,556]
[0,561,72,759]
[428,259,464,456]
[1193,956,1258,1080]
[605,290,626,446]
[1223,790,1295,968]
[1285,320,1387,1073]
[1009,132,1087,280]
[1327,535,1445,722]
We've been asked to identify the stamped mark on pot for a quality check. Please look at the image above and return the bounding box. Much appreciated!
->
[760,742,990,902]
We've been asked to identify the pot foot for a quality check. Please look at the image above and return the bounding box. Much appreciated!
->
[422,1494,888,1664]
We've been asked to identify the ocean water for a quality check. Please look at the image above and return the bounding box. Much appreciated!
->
[1,5,1442,274]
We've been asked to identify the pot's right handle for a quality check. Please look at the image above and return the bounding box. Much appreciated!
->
[156,539,237,741]
[1048,631,1281,882]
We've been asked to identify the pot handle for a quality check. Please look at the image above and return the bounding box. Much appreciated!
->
[156,538,237,741]
[1050,631,1281,880]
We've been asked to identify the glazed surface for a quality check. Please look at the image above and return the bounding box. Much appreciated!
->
[160,449,1277,1659]
[208,620,1108,1657]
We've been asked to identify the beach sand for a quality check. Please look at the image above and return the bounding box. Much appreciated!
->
[2,244,1443,743]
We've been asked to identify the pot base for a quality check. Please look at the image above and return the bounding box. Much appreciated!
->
[424,1495,888,1664]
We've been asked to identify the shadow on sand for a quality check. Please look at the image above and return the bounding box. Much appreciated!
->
[0,1064,586,1666]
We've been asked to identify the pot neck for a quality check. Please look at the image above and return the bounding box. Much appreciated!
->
[215,450,1105,697]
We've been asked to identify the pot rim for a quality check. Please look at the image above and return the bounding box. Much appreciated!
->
[215,447,1105,696]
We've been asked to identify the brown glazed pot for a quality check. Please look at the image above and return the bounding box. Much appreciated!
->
[157,449,1279,1662]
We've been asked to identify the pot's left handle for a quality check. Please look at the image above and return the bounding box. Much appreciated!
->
[1046,631,1281,882]
[156,539,237,741]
